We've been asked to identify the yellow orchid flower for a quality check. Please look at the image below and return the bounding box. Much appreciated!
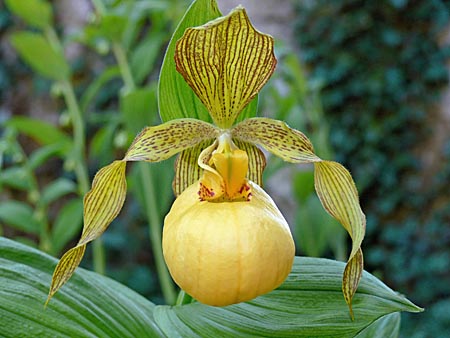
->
[47,6,365,318]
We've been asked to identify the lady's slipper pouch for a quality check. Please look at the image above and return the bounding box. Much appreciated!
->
[47,6,365,317]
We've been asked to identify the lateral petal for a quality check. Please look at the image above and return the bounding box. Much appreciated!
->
[47,160,127,304]
[314,161,366,318]
[124,119,219,162]
[231,118,319,163]
[175,7,276,128]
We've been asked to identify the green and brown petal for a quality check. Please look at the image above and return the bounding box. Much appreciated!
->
[175,6,277,128]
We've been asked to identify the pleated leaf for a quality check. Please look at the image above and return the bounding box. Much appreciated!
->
[124,119,218,162]
[1,237,162,338]
[153,257,422,337]
[175,7,276,128]
[47,160,127,304]
[1,238,421,337]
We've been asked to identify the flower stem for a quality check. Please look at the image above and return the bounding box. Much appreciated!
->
[139,163,177,305]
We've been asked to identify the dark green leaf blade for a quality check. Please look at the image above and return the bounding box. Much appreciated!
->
[154,257,422,337]
[354,312,401,338]
[0,237,163,338]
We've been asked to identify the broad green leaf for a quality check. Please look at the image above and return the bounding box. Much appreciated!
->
[6,116,72,151]
[158,0,222,123]
[10,31,70,81]
[175,7,276,128]
[124,119,219,162]
[0,166,33,190]
[51,198,83,255]
[355,312,400,338]
[99,14,128,42]
[293,170,315,203]
[5,0,53,29]
[0,236,162,337]
[0,201,40,234]
[154,257,421,337]
[120,87,157,135]
[1,237,420,337]
[47,161,127,304]
[41,178,77,206]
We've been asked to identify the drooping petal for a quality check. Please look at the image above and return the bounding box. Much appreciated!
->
[234,139,266,187]
[47,160,127,304]
[172,139,214,197]
[314,161,365,319]
[232,117,366,317]
[124,118,219,162]
[231,118,319,163]
[175,6,277,128]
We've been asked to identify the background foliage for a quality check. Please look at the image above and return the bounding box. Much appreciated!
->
[293,0,450,336]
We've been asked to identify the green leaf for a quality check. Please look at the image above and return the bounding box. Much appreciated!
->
[0,237,420,337]
[120,86,158,135]
[158,0,221,123]
[158,0,259,124]
[0,166,33,191]
[154,257,422,337]
[0,236,163,337]
[0,201,40,234]
[130,32,165,85]
[354,312,400,338]
[51,198,83,255]
[41,178,76,206]
[6,116,72,150]
[28,143,67,170]
[10,31,70,80]
[5,0,53,29]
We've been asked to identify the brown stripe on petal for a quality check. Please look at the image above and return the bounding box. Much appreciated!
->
[125,119,219,162]
[234,139,266,186]
[232,117,319,163]
[174,7,277,128]
[173,139,214,196]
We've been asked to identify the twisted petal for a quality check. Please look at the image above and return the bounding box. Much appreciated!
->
[175,6,276,128]
[47,160,127,304]
[48,119,219,303]
[125,118,219,161]
[232,117,365,316]
[173,140,214,197]
[314,161,365,319]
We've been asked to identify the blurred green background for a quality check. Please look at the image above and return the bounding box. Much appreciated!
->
[0,0,449,336]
